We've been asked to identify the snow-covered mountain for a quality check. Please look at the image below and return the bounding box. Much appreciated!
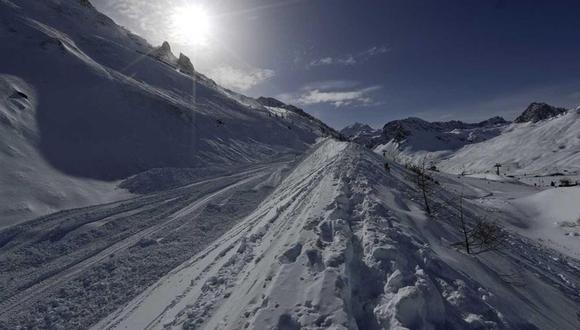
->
[0,0,335,226]
[349,102,578,176]
[339,122,381,147]
[439,106,580,175]
[514,102,568,123]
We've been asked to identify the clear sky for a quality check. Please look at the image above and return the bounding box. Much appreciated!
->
[92,0,580,129]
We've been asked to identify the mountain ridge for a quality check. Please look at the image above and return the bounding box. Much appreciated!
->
[342,102,578,175]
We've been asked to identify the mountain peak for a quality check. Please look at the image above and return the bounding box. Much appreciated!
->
[514,102,567,123]
[151,41,177,64]
[177,53,194,75]
[160,41,171,51]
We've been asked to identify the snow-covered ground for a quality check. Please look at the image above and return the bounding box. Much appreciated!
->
[0,74,132,228]
[2,1,580,329]
[86,140,580,330]
[511,186,580,258]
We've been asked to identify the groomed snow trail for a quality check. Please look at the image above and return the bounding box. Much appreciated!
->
[0,162,291,329]
[0,168,264,317]
[95,140,580,330]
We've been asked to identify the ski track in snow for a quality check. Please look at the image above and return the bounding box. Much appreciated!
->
[0,169,262,315]
[0,162,291,328]
[2,1,580,329]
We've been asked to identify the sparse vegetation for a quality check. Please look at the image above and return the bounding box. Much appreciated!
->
[408,157,435,215]
[454,191,505,255]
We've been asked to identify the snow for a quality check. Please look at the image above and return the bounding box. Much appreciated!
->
[0,74,130,228]
[2,1,580,329]
[464,173,517,182]
[365,106,579,180]
[511,186,580,258]
[91,140,580,330]
[0,0,330,227]
[440,110,580,176]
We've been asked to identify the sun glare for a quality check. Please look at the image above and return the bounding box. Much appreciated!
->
[171,5,212,47]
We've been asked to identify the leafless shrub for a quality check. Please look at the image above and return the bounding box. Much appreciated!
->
[408,157,435,215]
[453,192,506,255]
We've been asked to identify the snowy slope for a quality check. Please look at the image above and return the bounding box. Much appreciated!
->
[0,0,330,225]
[362,103,579,176]
[0,73,131,228]
[511,186,580,258]
[92,140,580,330]
[368,117,507,167]
[439,108,580,175]
[2,1,580,329]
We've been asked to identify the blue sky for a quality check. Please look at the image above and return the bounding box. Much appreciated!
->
[92,0,580,129]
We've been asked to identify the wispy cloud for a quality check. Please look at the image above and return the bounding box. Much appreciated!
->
[208,66,275,92]
[279,81,382,108]
[309,45,390,67]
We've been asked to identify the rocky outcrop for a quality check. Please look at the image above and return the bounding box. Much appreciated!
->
[177,53,194,75]
[514,102,567,123]
[256,97,343,139]
[150,41,177,65]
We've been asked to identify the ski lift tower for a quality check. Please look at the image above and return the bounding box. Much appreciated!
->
[494,163,502,175]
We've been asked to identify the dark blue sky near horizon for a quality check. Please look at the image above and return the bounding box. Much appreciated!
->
[93,0,580,129]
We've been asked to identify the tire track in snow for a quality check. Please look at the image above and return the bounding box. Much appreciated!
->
[94,143,346,330]
[0,168,272,319]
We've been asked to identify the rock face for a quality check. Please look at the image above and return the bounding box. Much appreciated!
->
[340,123,381,147]
[151,41,177,65]
[340,122,375,138]
[79,0,94,8]
[256,97,286,108]
[514,102,567,123]
[256,97,343,139]
[177,53,194,75]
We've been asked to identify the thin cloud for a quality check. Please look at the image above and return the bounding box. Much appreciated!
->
[309,45,390,67]
[281,83,382,108]
[301,80,361,90]
[208,66,275,92]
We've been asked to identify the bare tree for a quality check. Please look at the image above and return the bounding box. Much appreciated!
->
[458,190,471,253]
[454,191,505,255]
[408,157,434,215]
[468,219,505,254]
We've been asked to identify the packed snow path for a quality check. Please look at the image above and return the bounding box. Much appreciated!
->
[93,140,580,330]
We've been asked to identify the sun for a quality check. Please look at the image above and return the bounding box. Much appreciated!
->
[171,5,212,47]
